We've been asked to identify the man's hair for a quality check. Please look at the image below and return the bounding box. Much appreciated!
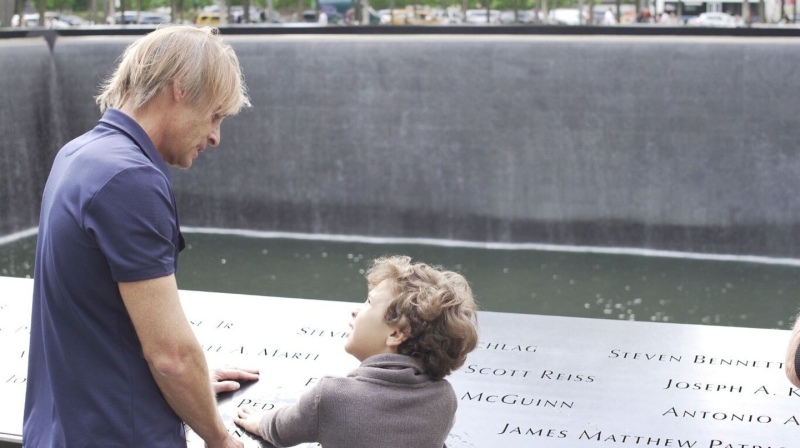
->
[96,26,250,116]
[366,256,479,381]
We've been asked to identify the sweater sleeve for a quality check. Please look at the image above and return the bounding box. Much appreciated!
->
[258,381,322,447]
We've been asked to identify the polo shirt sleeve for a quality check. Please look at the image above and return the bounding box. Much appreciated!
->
[84,165,178,283]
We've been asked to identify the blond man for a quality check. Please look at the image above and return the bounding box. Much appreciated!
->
[235,255,479,447]
[24,26,256,448]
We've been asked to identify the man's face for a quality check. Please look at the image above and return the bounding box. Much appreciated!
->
[344,279,399,362]
[163,99,224,169]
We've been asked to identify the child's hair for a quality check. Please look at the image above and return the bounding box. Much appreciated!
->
[366,255,479,381]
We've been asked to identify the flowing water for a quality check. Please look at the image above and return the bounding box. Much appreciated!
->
[2,232,798,330]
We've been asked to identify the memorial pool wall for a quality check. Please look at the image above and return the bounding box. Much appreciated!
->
[2,33,800,257]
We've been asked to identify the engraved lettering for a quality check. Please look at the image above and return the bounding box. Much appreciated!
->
[578,431,696,446]
[608,349,681,362]
[693,355,783,369]
[540,370,595,382]
[709,440,786,448]
[476,342,537,352]
[662,407,771,423]
[236,399,275,411]
[5,375,26,384]
[662,379,744,393]
[297,327,349,338]
[464,364,533,377]
[460,391,572,408]
[216,321,234,330]
[497,423,567,437]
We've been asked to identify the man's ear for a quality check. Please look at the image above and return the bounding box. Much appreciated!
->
[171,80,187,103]
[386,326,409,349]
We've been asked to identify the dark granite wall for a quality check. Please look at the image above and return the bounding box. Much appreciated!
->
[2,35,799,257]
[0,38,55,237]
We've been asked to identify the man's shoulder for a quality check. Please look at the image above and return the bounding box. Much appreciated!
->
[71,125,154,165]
[57,126,167,188]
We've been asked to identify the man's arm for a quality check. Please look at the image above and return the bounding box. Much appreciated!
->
[119,274,242,448]
[785,312,800,388]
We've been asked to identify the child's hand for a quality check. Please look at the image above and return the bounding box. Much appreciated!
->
[234,406,264,436]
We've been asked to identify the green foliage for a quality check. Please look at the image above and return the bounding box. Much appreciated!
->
[492,0,534,9]
[45,0,84,11]
[41,0,218,12]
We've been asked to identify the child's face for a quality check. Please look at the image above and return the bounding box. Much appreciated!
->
[344,279,402,362]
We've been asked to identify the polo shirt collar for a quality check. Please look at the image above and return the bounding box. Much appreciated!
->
[99,108,172,182]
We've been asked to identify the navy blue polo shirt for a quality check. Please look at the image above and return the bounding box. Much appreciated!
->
[24,109,187,447]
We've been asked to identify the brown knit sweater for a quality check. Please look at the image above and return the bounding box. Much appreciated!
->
[258,353,456,447]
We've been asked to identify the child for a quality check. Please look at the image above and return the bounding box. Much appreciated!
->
[235,255,479,447]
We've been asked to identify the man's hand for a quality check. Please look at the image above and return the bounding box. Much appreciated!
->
[210,366,260,394]
[234,406,265,437]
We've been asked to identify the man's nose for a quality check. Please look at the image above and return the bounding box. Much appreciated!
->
[351,307,360,318]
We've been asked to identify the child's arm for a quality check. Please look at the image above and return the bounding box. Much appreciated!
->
[235,384,321,447]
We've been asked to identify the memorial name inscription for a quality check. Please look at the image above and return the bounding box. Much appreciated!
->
[203,345,321,361]
[662,379,800,396]
[608,350,784,369]
[297,327,349,338]
[475,341,537,352]
[0,277,797,448]
[491,425,786,448]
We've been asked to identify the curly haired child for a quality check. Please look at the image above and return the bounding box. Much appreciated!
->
[235,255,479,448]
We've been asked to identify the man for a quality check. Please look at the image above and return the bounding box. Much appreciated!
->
[24,26,256,448]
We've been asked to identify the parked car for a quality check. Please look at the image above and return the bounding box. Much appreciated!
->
[113,11,138,24]
[138,13,170,25]
[429,9,463,24]
[686,12,736,27]
[260,10,285,23]
[57,14,89,26]
[465,9,500,25]
[317,0,381,24]
[387,8,431,25]
[229,6,265,23]
[548,8,589,25]
[377,8,392,23]
[17,13,70,28]
[196,12,223,25]
[302,9,319,22]
[499,10,533,24]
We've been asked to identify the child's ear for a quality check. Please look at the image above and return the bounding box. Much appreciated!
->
[386,326,409,349]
